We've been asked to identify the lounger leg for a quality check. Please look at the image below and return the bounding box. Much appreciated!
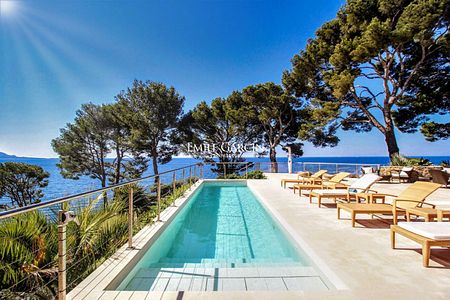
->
[390,228,395,249]
[422,242,430,267]
[337,207,341,219]
[309,193,312,203]
[318,196,321,208]
[351,212,356,227]
[406,212,411,222]
[437,211,443,222]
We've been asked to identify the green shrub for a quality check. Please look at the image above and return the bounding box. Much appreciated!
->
[217,170,266,179]
[441,160,450,167]
[246,170,266,179]
[408,157,432,166]
[113,183,150,210]
[390,154,432,166]
[0,212,57,295]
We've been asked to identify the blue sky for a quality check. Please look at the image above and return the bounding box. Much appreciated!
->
[0,0,448,158]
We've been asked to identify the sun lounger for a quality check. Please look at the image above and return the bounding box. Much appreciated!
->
[406,207,450,222]
[293,172,351,195]
[391,167,414,183]
[337,181,441,227]
[309,174,381,207]
[280,170,327,188]
[391,222,450,267]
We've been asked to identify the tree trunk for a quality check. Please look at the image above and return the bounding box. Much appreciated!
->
[152,156,159,175]
[269,147,278,173]
[384,127,400,160]
[151,146,159,184]
[101,177,107,208]
[114,145,122,184]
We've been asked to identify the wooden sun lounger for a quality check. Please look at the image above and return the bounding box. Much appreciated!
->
[406,207,450,222]
[338,203,396,227]
[309,174,381,207]
[293,172,351,195]
[391,223,450,267]
[336,182,442,227]
[280,170,327,188]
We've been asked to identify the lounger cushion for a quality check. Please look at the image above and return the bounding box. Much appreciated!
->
[350,174,380,190]
[361,167,374,174]
[311,189,348,195]
[399,222,450,240]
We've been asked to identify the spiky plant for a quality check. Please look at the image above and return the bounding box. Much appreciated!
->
[66,193,128,288]
[390,154,410,166]
[0,211,57,296]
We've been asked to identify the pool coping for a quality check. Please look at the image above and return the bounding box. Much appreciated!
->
[247,180,348,290]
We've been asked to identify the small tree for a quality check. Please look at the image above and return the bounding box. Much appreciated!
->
[103,104,148,184]
[116,80,185,176]
[0,162,49,207]
[52,103,147,190]
[236,82,305,172]
[179,95,260,176]
[283,0,450,159]
[52,103,112,188]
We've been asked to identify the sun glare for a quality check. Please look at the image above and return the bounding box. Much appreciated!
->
[0,0,17,17]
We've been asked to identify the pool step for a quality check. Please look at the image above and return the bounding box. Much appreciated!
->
[148,261,306,269]
[156,257,302,267]
[125,266,327,292]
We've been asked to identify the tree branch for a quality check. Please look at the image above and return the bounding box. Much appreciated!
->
[350,85,386,133]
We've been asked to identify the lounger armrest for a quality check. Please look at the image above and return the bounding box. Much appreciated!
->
[365,189,378,193]
[381,193,398,198]
[419,202,436,208]
[392,198,422,209]
[332,182,349,187]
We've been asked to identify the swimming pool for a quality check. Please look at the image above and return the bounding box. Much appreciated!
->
[115,181,330,291]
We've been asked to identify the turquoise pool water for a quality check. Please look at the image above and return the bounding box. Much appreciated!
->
[117,181,308,290]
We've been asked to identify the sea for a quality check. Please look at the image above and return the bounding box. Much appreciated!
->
[1,156,449,206]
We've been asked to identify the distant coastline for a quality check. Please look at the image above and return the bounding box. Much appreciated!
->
[0,152,17,159]
[1,155,449,205]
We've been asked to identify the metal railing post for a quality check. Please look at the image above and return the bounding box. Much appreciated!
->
[182,168,185,182]
[224,163,227,178]
[189,167,192,185]
[202,163,205,179]
[172,172,177,207]
[336,164,338,174]
[128,187,133,248]
[157,176,161,221]
[246,162,248,179]
[58,210,67,300]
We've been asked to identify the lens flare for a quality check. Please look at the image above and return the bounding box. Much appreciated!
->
[0,0,17,17]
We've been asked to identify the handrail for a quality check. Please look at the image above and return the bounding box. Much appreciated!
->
[303,162,380,166]
[0,162,203,220]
